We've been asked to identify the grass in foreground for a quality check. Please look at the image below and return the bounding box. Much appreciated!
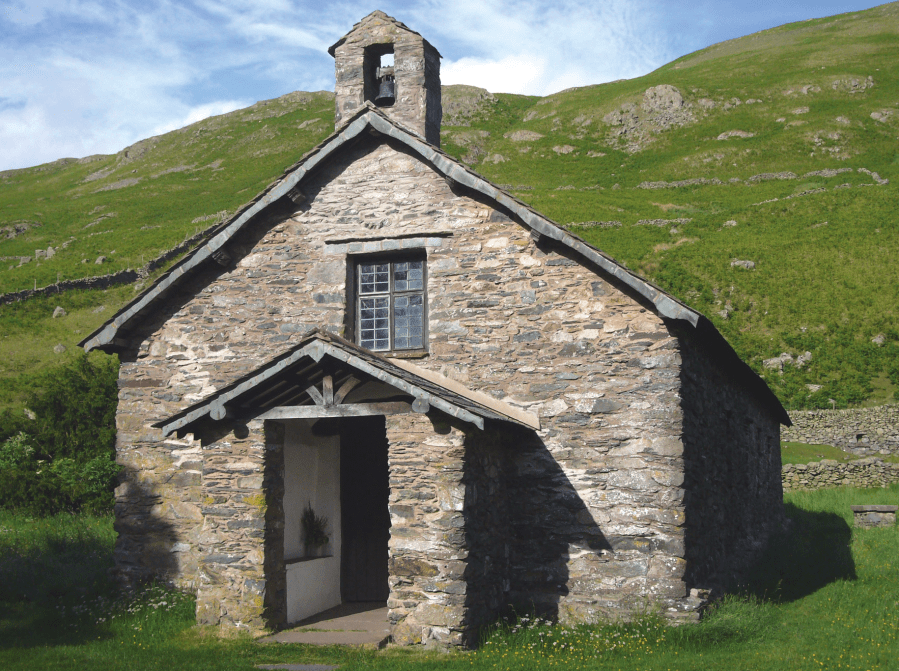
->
[1,484,897,669]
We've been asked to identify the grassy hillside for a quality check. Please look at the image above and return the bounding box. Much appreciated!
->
[2,3,898,411]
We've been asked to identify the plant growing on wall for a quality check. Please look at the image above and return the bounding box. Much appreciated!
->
[301,502,329,555]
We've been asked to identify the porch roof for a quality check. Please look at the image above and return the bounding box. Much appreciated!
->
[153,329,540,437]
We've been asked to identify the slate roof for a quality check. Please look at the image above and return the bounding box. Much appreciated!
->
[154,329,540,437]
[79,101,789,425]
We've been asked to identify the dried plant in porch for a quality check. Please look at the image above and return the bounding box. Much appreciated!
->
[301,501,329,555]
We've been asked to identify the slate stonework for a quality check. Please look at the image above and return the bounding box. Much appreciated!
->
[677,325,784,591]
[109,132,783,640]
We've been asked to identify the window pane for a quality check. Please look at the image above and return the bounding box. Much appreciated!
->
[394,291,424,350]
[360,263,389,294]
[360,296,390,350]
[408,260,423,290]
[394,262,408,291]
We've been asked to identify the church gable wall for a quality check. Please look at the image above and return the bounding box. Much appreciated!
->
[114,135,691,634]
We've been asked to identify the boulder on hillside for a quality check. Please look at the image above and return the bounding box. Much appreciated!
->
[504,130,544,142]
[717,130,755,140]
[603,85,694,152]
[763,353,793,371]
[642,85,686,114]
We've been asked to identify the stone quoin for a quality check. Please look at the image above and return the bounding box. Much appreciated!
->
[81,10,789,647]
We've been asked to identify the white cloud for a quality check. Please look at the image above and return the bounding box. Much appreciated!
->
[150,100,252,137]
[442,55,547,95]
[242,22,332,50]
[409,0,672,96]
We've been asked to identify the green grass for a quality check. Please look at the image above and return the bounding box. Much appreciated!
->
[0,279,160,410]
[781,441,899,465]
[2,3,899,412]
[2,484,898,669]
[781,440,861,464]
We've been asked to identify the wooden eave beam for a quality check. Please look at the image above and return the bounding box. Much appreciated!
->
[258,402,413,420]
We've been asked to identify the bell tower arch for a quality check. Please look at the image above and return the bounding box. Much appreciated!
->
[329,11,442,146]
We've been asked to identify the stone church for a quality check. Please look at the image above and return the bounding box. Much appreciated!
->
[81,11,788,646]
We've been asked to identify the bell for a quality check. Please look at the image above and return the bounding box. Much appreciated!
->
[375,76,395,106]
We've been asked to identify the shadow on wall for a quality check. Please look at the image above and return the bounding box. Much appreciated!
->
[676,319,787,594]
[111,465,181,589]
[462,424,611,644]
[745,503,856,602]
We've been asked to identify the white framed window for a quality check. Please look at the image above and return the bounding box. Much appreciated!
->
[356,257,426,352]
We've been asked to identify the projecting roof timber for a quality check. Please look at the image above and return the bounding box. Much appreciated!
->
[153,330,540,437]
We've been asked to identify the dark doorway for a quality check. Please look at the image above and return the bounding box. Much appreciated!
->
[340,416,390,602]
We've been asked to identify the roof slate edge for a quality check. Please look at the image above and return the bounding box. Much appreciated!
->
[385,356,541,430]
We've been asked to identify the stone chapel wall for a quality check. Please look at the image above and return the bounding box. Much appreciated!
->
[112,135,719,634]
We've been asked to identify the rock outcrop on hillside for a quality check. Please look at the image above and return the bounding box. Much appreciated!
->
[441,85,497,126]
[603,85,695,152]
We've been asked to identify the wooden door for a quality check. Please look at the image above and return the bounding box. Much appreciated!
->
[340,416,390,602]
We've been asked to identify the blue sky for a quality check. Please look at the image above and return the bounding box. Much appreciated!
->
[0,0,891,171]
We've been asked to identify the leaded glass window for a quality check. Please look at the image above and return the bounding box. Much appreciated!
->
[357,258,425,352]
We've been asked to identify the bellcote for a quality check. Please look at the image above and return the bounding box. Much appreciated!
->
[329,11,442,145]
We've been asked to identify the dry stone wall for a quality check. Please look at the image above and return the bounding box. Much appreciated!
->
[110,135,780,639]
[782,458,899,492]
[0,225,214,306]
[783,404,899,456]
